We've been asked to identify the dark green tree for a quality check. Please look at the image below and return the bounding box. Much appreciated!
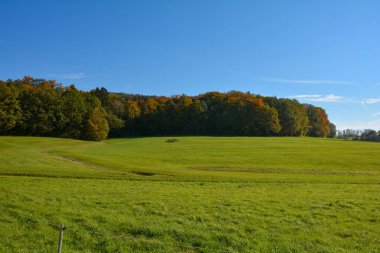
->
[16,77,63,136]
[361,129,378,142]
[0,82,22,134]
[328,123,337,138]
[60,85,87,138]
[264,98,308,136]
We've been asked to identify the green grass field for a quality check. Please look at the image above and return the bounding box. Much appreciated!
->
[0,136,379,252]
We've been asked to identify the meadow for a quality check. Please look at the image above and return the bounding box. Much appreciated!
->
[0,136,379,252]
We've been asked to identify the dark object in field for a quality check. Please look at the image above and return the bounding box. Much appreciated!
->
[166,138,179,143]
[131,171,155,176]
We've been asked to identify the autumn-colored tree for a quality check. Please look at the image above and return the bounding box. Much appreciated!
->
[83,107,109,141]
[305,105,330,137]
[124,100,141,120]
[240,97,281,136]
[316,107,330,137]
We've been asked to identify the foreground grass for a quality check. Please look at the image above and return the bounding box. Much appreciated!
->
[1,177,379,253]
[0,136,379,252]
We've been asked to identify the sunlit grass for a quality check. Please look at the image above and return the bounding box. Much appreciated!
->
[0,136,379,252]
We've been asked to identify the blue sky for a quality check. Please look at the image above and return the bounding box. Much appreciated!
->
[0,0,379,130]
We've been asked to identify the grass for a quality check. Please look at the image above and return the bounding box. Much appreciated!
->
[0,136,379,252]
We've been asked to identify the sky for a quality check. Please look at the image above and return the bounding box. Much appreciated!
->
[0,0,379,130]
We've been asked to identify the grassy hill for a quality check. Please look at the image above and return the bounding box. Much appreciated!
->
[0,137,379,252]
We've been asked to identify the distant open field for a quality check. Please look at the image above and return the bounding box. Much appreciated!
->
[0,137,379,252]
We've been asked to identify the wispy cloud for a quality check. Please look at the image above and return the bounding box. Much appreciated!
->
[362,98,380,104]
[293,95,321,99]
[261,77,353,85]
[292,94,343,103]
[60,73,85,79]
[47,73,85,79]
[372,112,380,117]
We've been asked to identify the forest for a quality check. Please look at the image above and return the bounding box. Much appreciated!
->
[0,76,335,141]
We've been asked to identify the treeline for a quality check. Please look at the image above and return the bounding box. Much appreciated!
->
[337,129,380,142]
[0,77,335,141]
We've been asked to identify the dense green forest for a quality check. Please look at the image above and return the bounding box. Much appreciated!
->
[0,77,335,141]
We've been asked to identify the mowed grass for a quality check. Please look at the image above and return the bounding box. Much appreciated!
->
[0,136,379,252]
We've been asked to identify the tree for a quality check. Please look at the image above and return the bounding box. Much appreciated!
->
[106,113,125,132]
[199,92,226,135]
[124,100,141,120]
[91,89,125,134]
[60,85,87,138]
[0,83,22,134]
[317,107,330,137]
[109,94,126,118]
[91,87,110,108]
[83,107,109,141]
[16,77,63,136]
[264,98,309,136]
[240,97,281,136]
[328,123,337,138]
[361,129,378,142]
[305,105,330,137]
